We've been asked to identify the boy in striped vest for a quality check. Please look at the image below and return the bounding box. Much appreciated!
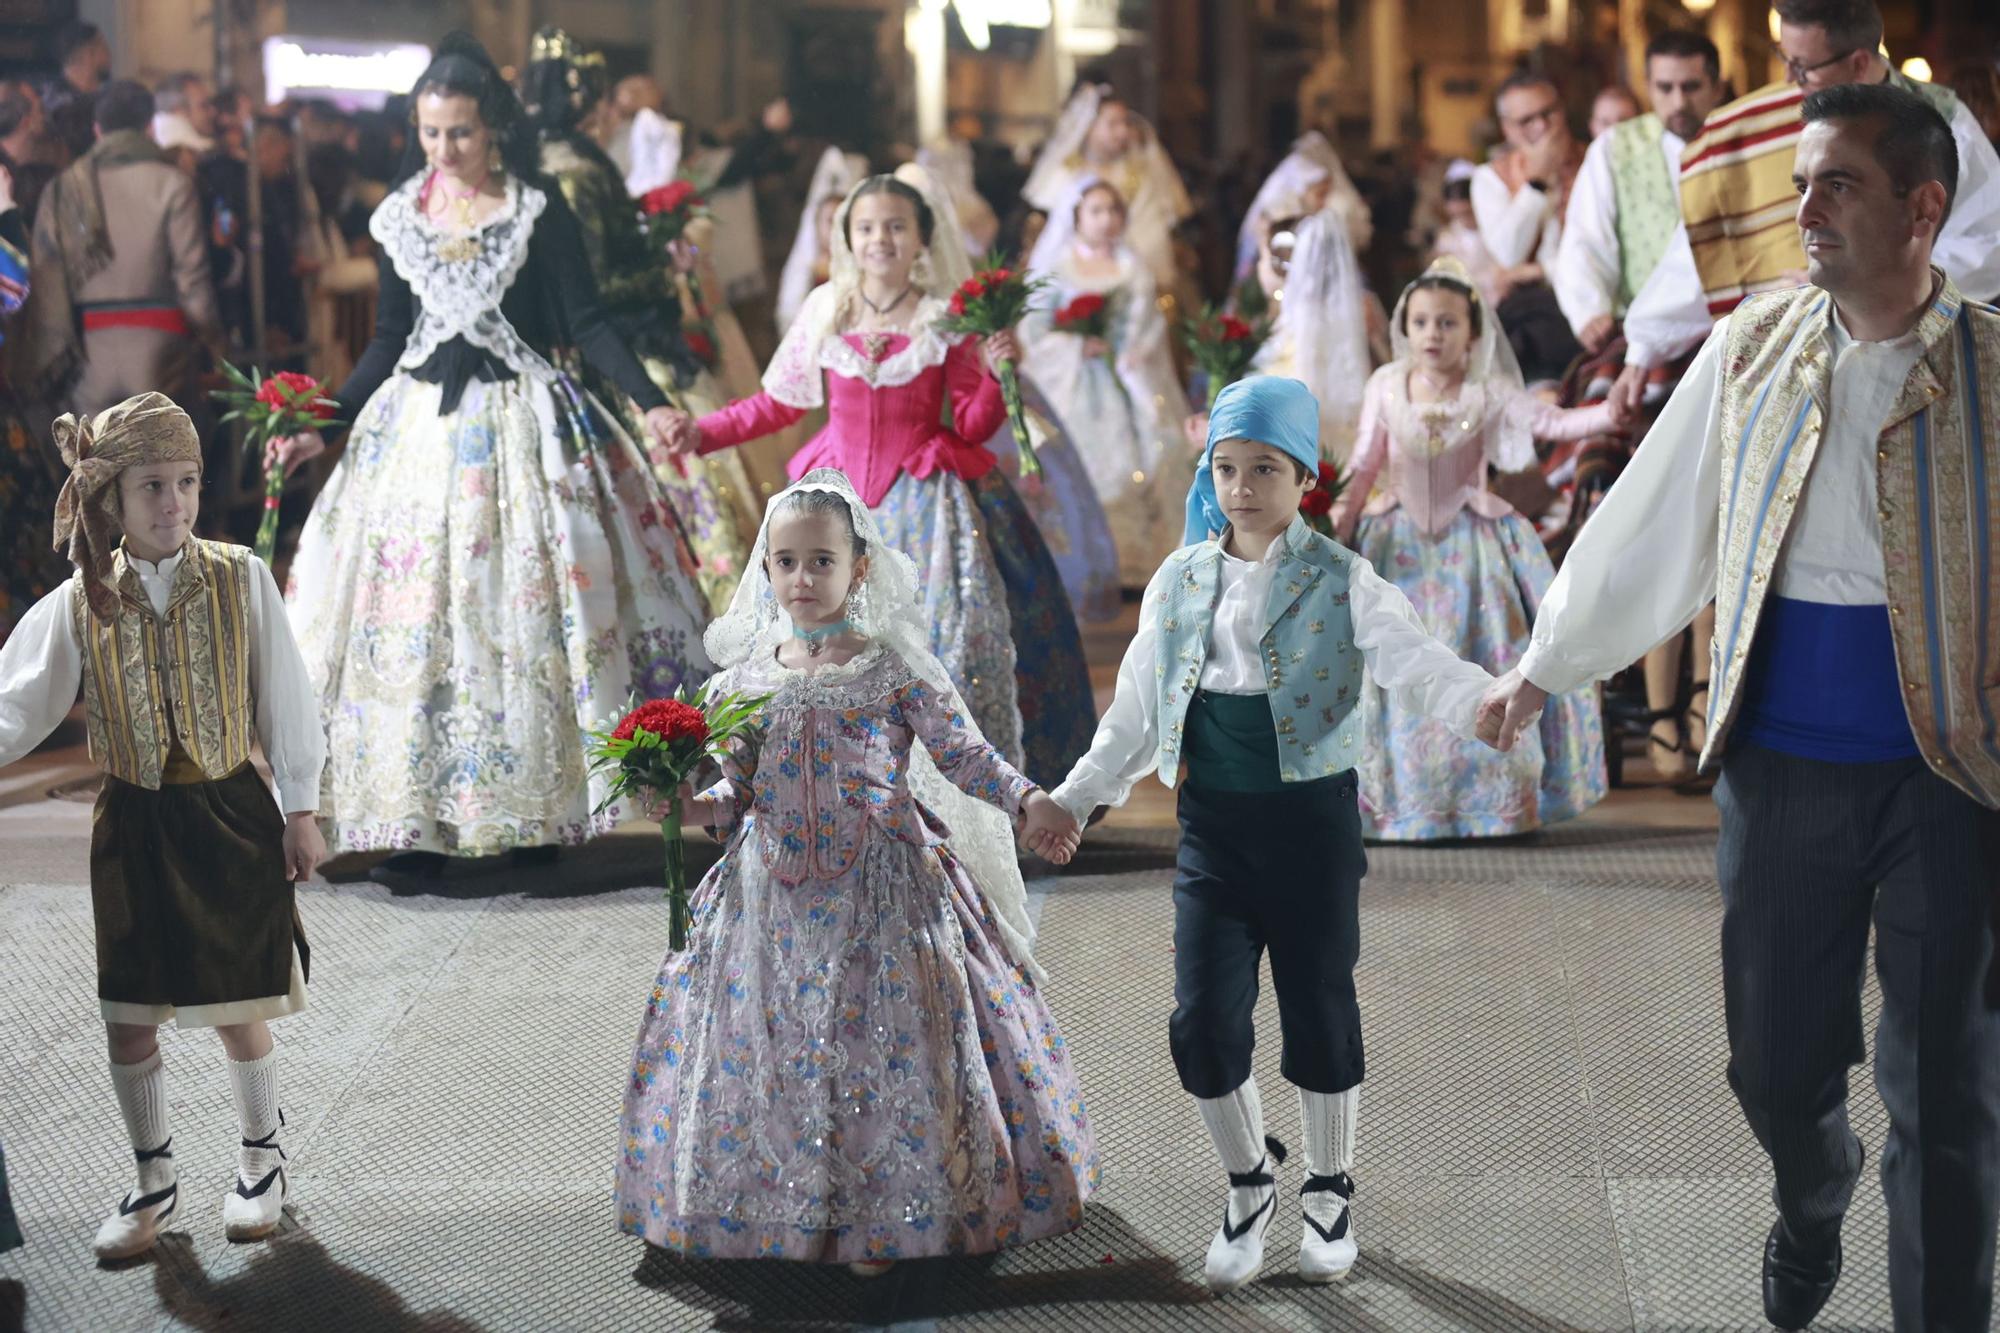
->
[0,392,325,1260]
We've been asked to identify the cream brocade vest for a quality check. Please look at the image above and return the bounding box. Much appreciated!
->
[1708,279,2000,808]
[70,538,258,789]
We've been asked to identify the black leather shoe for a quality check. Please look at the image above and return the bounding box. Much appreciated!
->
[1763,1219,1841,1330]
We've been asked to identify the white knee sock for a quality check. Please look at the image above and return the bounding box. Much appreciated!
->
[226,1050,285,1189]
[1198,1077,1272,1226]
[1298,1085,1358,1179]
[109,1051,174,1194]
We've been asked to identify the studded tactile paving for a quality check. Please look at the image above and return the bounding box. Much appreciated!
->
[0,818,1946,1331]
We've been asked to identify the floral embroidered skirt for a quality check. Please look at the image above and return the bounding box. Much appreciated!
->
[869,470,1098,790]
[285,372,710,856]
[617,832,1098,1263]
[632,354,756,616]
[982,378,1122,625]
[1353,508,1607,840]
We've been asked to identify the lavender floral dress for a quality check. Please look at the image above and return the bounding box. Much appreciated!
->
[616,644,1098,1263]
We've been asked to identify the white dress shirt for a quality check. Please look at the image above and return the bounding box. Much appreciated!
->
[1553,124,1687,336]
[1050,538,1496,821]
[1471,162,1561,269]
[1519,303,1926,696]
[1622,94,2000,369]
[0,549,327,813]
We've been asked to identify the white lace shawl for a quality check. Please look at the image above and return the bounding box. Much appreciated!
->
[371,173,557,384]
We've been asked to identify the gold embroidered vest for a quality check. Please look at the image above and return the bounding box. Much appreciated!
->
[1707,277,2000,807]
[70,538,258,789]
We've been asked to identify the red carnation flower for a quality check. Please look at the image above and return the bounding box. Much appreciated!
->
[614,698,710,745]
[1300,489,1334,517]
[641,180,702,216]
[1219,315,1254,341]
[256,370,335,420]
[1318,461,1340,488]
[1054,293,1106,329]
[959,276,988,299]
[948,291,967,317]
[991,267,1012,285]
[684,329,715,363]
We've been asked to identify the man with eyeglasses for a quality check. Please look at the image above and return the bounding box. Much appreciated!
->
[1471,70,1586,383]
[1608,0,2000,421]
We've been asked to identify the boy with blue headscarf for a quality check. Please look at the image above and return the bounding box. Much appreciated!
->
[1050,377,1497,1291]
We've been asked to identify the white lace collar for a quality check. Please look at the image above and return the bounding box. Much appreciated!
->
[761,284,959,409]
[371,173,555,382]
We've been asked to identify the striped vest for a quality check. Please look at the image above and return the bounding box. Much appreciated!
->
[1607,113,1677,313]
[1150,518,1365,788]
[1707,278,2000,807]
[70,538,258,789]
[1682,74,1958,320]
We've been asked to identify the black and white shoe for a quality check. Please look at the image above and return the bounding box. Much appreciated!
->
[1202,1136,1286,1292]
[92,1139,177,1261]
[1298,1172,1357,1282]
[221,1115,287,1241]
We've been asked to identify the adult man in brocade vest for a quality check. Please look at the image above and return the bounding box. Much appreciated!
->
[1550,31,1730,781]
[1608,0,2000,419]
[1482,85,2000,1332]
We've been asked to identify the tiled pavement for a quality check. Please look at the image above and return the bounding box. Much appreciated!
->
[0,779,1919,1332]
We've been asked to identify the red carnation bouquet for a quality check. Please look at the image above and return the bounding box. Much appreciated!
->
[212,363,337,562]
[935,254,1049,478]
[1052,292,1111,341]
[641,177,717,325]
[1182,305,1274,410]
[585,682,769,950]
[1297,459,1348,538]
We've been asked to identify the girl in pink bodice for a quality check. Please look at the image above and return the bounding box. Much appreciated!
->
[1328,259,1628,839]
[663,168,1096,788]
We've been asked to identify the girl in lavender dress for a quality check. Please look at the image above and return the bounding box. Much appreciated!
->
[1330,259,1619,839]
[616,470,1098,1273]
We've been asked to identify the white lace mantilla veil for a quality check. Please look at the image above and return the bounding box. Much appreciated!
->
[1235,131,1369,270]
[759,163,975,410]
[1023,172,1131,281]
[1259,208,1373,454]
[1023,84,1187,216]
[776,146,869,334]
[1383,255,1536,468]
[704,468,1046,981]
[916,139,998,259]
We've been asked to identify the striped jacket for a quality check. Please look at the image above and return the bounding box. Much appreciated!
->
[1707,276,2000,807]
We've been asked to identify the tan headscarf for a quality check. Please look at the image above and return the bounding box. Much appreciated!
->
[52,391,202,621]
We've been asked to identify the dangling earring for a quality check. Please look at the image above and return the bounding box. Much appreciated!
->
[848,578,871,634]
[910,248,934,293]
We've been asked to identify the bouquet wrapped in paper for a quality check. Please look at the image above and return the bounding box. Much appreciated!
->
[1181,306,1273,410]
[934,257,1048,478]
[212,365,338,562]
[585,684,770,950]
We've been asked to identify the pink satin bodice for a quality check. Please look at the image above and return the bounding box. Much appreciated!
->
[696,333,1007,507]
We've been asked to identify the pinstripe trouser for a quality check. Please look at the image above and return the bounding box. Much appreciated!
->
[1716,743,2000,1332]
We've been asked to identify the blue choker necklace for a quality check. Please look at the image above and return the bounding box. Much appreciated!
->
[792,618,852,657]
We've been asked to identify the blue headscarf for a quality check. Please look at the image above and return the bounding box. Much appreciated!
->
[1183,376,1322,545]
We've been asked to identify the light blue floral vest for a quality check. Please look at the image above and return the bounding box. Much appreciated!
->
[1151,517,1364,787]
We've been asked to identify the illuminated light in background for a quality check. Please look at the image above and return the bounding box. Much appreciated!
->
[948,0,1055,51]
[263,38,433,108]
[1768,9,1782,41]
[1901,57,1933,82]
[1681,0,1716,12]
